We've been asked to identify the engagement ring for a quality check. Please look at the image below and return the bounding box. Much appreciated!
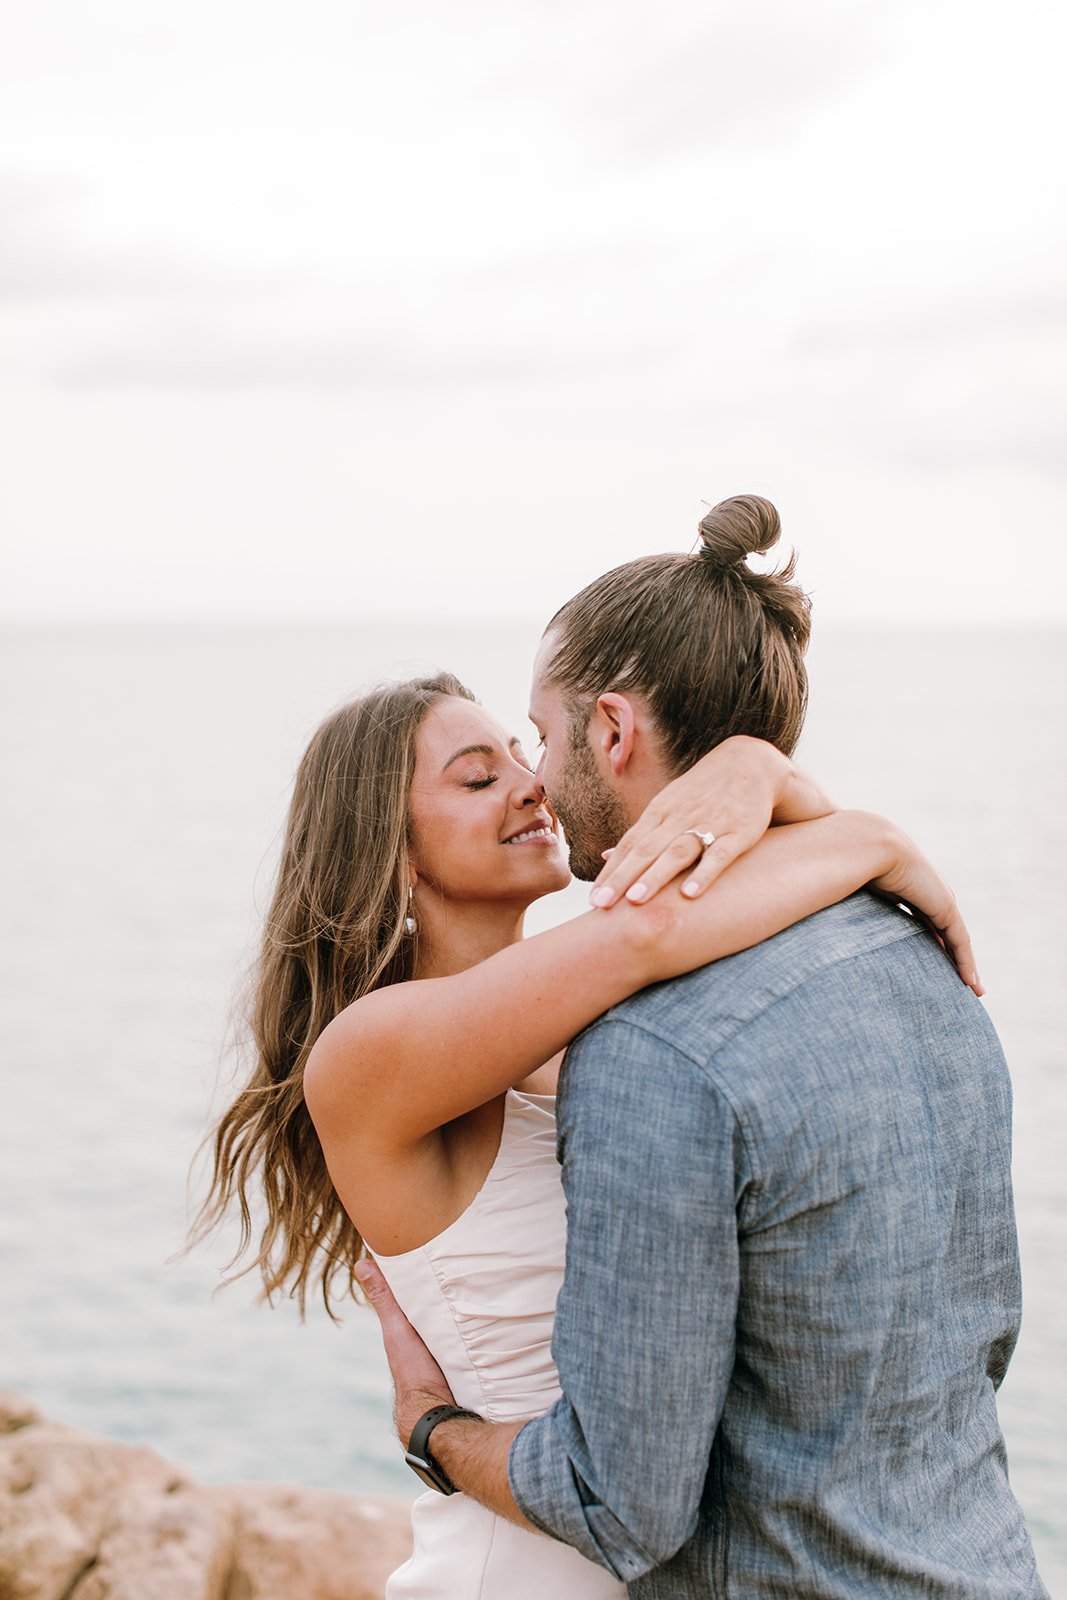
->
[683,828,717,850]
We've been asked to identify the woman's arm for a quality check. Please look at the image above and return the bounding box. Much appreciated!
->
[304,811,977,1144]
[588,735,835,908]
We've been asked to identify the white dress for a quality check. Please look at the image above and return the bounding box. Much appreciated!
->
[371,1088,625,1599]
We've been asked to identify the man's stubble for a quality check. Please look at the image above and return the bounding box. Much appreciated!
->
[549,720,632,882]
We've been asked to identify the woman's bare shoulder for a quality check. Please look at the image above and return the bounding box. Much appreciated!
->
[303,981,422,1124]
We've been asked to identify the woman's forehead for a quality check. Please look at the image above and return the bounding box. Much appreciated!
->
[417,696,514,761]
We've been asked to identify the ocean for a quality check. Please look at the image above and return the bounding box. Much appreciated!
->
[1,620,1064,1587]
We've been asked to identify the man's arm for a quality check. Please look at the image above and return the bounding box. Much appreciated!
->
[360,1018,741,1581]
[503,1020,741,1579]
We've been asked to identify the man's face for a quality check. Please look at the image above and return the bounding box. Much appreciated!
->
[529,641,630,882]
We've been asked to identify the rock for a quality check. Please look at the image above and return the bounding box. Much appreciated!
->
[64,1487,234,1600]
[0,1391,412,1600]
[0,1396,41,1435]
[0,1413,156,1600]
[217,1484,412,1600]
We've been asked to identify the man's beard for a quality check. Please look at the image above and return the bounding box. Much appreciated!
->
[550,723,631,882]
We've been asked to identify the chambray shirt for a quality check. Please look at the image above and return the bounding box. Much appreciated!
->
[508,894,1047,1598]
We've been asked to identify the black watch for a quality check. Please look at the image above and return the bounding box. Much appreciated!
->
[404,1404,483,1495]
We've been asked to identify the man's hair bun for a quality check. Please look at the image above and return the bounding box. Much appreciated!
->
[697,495,781,573]
[542,487,810,779]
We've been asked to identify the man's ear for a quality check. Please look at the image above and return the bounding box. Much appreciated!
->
[593,692,639,777]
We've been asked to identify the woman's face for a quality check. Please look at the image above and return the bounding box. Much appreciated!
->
[407,696,570,907]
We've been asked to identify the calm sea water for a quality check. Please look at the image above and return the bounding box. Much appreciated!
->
[2,622,1064,1585]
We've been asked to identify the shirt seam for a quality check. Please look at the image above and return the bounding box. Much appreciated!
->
[595,911,925,1070]
[584,914,928,1198]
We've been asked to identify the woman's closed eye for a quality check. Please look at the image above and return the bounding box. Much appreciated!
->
[463,774,499,791]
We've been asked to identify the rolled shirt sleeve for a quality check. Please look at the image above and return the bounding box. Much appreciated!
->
[507,1017,744,1582]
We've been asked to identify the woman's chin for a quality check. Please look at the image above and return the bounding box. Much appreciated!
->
[516,859,572,903]
[538,849,572,893]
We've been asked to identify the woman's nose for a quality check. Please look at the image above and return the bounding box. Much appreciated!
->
[514,767,546,807]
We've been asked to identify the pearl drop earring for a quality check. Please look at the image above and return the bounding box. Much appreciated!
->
[405,884,417,936]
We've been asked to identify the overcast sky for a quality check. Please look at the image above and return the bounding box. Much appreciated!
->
[2,0,1064,622]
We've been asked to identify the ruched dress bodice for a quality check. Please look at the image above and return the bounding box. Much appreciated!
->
[370,1089,625,1599]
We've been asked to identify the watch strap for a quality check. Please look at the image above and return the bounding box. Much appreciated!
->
[405,1404,483,1495]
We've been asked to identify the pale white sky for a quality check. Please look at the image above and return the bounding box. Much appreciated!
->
[1,0,1064,622]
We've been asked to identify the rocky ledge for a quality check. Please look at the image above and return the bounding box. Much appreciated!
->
[0,1390,413,1599]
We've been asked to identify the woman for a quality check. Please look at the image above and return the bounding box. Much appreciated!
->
[197,506,976,1598]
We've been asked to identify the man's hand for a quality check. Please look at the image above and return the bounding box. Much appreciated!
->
[355,1257,456,1445]
[356,1255,534,1528]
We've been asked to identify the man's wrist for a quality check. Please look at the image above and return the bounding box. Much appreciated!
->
[424,1413,491,1479]
[432,1414,527,1507]
[397,1395,530,1525]
[404,1404,484,1496]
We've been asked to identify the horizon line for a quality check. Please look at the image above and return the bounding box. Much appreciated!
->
[1,612,1065,632]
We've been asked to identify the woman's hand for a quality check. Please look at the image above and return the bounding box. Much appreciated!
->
[870,822,983,996]
[590,735,836,908]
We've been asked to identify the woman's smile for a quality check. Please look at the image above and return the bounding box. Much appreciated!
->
[502,820,558,847]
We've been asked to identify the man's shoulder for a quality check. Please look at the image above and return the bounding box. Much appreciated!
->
[588,891,929,1062]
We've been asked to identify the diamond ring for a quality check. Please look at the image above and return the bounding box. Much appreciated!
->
[683,828,717,850]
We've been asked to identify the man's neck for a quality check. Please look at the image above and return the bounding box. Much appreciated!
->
[613,755,676,834]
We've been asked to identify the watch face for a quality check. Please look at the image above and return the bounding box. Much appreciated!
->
[404,1449,455,1496]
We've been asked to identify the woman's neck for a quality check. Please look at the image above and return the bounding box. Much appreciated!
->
[412,899,527,979]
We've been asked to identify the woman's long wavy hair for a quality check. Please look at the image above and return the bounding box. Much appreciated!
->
[190,672,475,1319]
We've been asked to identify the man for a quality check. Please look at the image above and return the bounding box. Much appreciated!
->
[358,497,1047,1596]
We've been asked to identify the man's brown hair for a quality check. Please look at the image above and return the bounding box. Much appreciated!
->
[542,494,811,773]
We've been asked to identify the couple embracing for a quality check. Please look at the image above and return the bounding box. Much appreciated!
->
[201,497,1046,1597]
